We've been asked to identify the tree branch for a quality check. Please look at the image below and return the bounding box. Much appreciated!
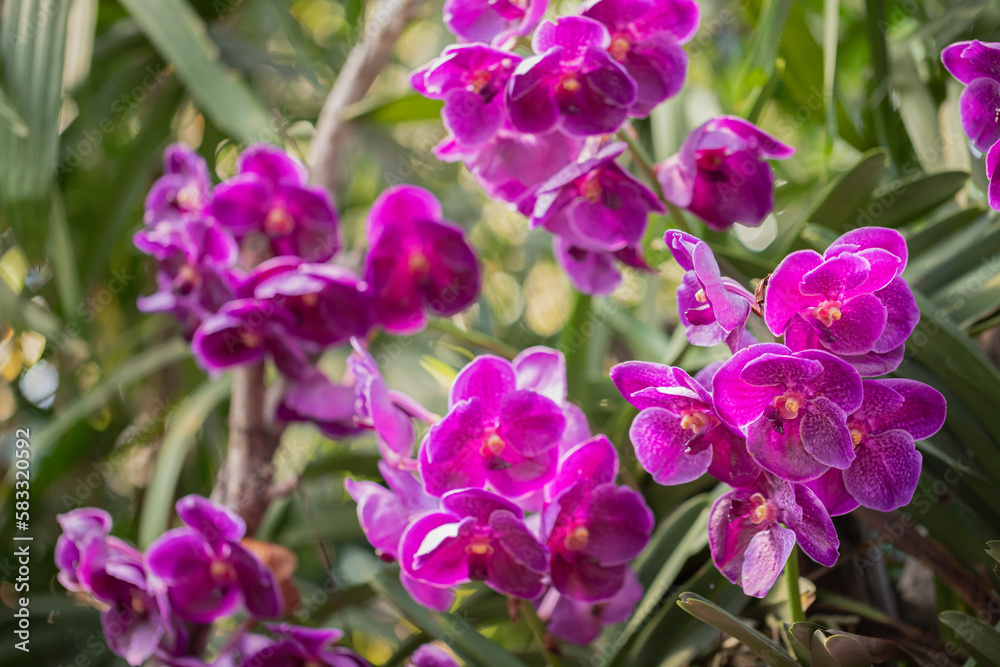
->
[308,0,427,194]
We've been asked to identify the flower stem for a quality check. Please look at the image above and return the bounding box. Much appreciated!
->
[519,599,564,667]
[785,545,805,624]
[617,129,698,235]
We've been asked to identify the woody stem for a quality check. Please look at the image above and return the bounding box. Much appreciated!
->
[785,544,805,624]
[519,599,565,667]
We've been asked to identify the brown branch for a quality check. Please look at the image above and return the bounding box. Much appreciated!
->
[211,362,281,536]
[307,0,427,194]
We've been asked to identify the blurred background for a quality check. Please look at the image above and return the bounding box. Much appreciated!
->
[4,0,1000,665]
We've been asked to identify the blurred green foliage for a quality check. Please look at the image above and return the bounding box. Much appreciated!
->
[3,0,1000,665]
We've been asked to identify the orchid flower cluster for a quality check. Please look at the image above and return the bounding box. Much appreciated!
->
[135,143,481,377]
[613,227,947,597]
[347,345,653,645]
[942,40,1000,209]
[54,496,371,666]
[413,0,794,295]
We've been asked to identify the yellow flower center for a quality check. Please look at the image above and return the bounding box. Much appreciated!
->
[850,428,864,447]
[301,292,319,307]
[177,264,202,289]
[469,69,492,93]
[695,288,707,303]
[609,36,631,62]
[559,75,581,93]
[264,206,295,236]
[580,174,603,203]
[210,559,236,584]
[240,330,263,348]
[409,252,430,277]
[680,409,714,435]
[810,300,843,327]
[749,493,775,524]
[480,432,506,458]
[176,185,202,210]
[466,539,494,556]
[563,525,590,551]
[130,590,147,614]
[772,392,804,420]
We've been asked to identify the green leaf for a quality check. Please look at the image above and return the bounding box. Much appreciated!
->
[786,622,823,665]
[117,0,273,143]
[904,208,988,258]
[808,149,888,232]
[811,631,872,667]
[139,377,233,547]
[867,171,970,229]
[372,572,530,667]
[737,0,794,107]
[939,611,1000,667]
[598,299,688,364]
[0,83,28,137]
[676,592,798,667]
[28,339,191,475]
[0,0,73,259]
[345,93,445,124]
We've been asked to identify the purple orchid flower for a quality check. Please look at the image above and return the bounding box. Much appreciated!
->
[277,368,367,439]
[412,44,522,147]
[709,472,839,598]
[582,0,700,116]
[410,645,459,667]
[399,488,550,599]
[657,116,795,230]
[764,227,918,371]
[77,536,176,666]
[346,340,422,459]
[146,495,282,623]
[531,142,664,253]
[542,436,654,602]
[942,40,1000,153]
[988,134,1000,210]
[553,237,650,296]
[55,507,112,592]
[434,125,584,214]
[240,625,371,667]
[664,230,756,351]
[191,298,307,378]
[363,186,480,335]
[611,361,759,487]
[506,17,638,137]
[144,143,213,227]
[538,569,643,645]
[240,257,374,350]
[443,0,547,46]
[207,144,341,263]
[346,462,439,561]
[345,462,456,611]
[419,352,567,498]
[806,379,945,515]
[712,343,864,483]
[135,218,240,333]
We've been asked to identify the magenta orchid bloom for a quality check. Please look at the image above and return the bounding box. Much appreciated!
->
[507,17,638,136]
[146,495,282,623]
[538,569,643,645]
[553,237,650,296]
[55,507,113,592]
[764,227,918,374]
[531,142,664,253]
[410,645,460,667]
[412,44,522,147]
[443,0,547,46]
[400,488,550,599]
[806,378,946,515]
[611,361,759,487]
[543,436,654,602]
[709,472,839,598]
[240,257,373,350]
[419,350,567,498]
[144,143,212,227]
[657,116,795,230]
[241,625,372,667]
[435,124,584,214]
[207,144,341,263]
[712,343,864,483]
[664,230,756,352]
[941,40,1000,153]
[582,0,700,116]
[191,298,306,378]
[363,186,480,335]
